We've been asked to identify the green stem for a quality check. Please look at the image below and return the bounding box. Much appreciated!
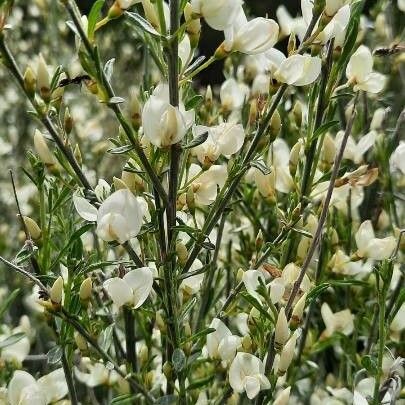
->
[61,351,79,405]
[124,307,138,375]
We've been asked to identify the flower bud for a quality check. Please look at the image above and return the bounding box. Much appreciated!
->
[236,268,244,283]
[142,0,159,29]
[292,101,303,127]
[34,130,57,170]
[139,345,149,366]
[278,330,299,374]
[74,331,88,351]
[64,107,73,134]
[176,241,188,266]
[129,93,142,130]
[291,293,307,325]
[287,32,296,54]
[113,176,128,191]
[184,3,201,48]
[186,187,195,214]
[242,334,252,351]
[79,277,92,301]
[275,307,290,348]
[23,66,36,98]
[74,144,82,167]
[50,276,64,305]
[156,310,167,333]
[37,54,50,102]
[163,361,173,379]
[205,85,213,106]
[269,110,282,141]
[248,99,258,126]
[22,216,41,239]
[289,140,302,176]
[108,1,124,19]
[320,134,336,168]
[255,230,264,250]
[273,387,291,405]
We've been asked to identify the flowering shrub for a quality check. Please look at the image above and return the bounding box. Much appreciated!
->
[0,0,404,404]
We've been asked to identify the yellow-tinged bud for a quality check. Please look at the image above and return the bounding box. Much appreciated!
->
[22,216,41,239]
[289,140,302,176]
[184,3,201,48]
[108,1,124,19]
[50,276,63,305]
[129,93,142,130]
[186,187,195,214]
[291,293,307,325]
[321,134,336,168]
[74,144,82,166]
[85,79,99,95]
[242,334,252,351]
[34,130,57,169]
[269,110,282,141]
[162,361,173,379]
[142,0,159,29]
[79,277,92,301]
[236,268,244,282]
[156,310,167,332]
[287,32,296,54]
[64,108,73,134]
[278,330,299,375]
[24,66,36,98]
[255,230,264,250]
[249,99,258,126]
[184,322,192,338]
[74,331,88,351]
[37,54,50,102]
[113,176,128,190]
[275,307,290,349]
[292,101,303,127]
[139,346,149,366]
[176,241,188,265]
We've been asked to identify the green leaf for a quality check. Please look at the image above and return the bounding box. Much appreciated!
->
[250,160,271,175]
[107,144,134,154]
[126,11,162,38]
[47,345,63,364]
[172,348,186,372]
[0,289,20,320]
[183,131,208,150]
[88,0,105,40]
[99,323,114,352]
[312,120,340,142]
[182,328,216,345]
[361,355,378,376]
[111,394,136,404]
[186,374,215,391]
[179,297,197,321]
[185,94,203,110]
[241,294,273,322]
[104,58,115,81]
[50,65,64,93]
[0,333,25,349]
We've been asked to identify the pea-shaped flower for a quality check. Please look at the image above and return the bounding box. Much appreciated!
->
[229,352,270,399]
[96,189,144,244]
[103,267,154,309]
[346,46,386,93]
[191,0,242,31]
[142,83,194,147]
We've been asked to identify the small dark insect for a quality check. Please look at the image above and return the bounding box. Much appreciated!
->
[374,44,405,56]
[58,74,91,87]
[38,289,49,300]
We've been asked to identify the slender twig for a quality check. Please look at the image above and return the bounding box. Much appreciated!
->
[0,255,48,294]
[61,351,79,405]
[124,307,138,374]
[0,35,92,191]
[63,0,168,205]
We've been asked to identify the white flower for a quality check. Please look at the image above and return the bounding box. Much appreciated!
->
[399,0,405,12]
[329,249,369,276]
[191,0,242,31]
[335,130,377,164]
[0,319,31,364]
[268,139,295,194]
[273,386,291,405]
[142,83,194,147]
[229,353,270,399]
[94,179,111,201]
[346,46,386,93]
[180,259,204,295]
[242,270,266,303]
[8,369,67,405]
[390,303,405,334]
[189,164,228,206]
[179,35,192,68]
[355,220,397,260]
[75,357,119,387]
[192,123,245,164]
[103,267,154,309]
[321,302,354,337]
[224,16,279,55]
[390,142,405,174]
[275,307,290,347]
[97,189,144,244]
[220,78,249,111]
[275,54,322,86]
[278,330,300,374]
